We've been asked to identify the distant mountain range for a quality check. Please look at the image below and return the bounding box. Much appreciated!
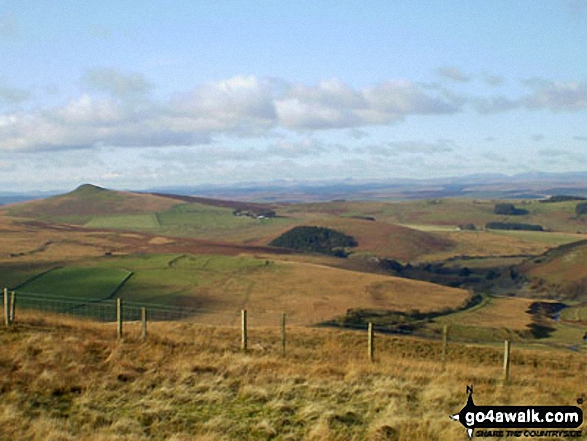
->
[0,191,60,206]
[147,171,587,203]
[3,171,587,205]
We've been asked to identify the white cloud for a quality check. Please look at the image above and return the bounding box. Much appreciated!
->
[276,78,460,130]
[2,73,587,154]
[0,95,209,152]
[171,75,279,135]
[0,75,465,152]
[522,80,587,111]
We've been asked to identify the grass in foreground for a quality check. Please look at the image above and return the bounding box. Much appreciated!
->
[0,311,585,440]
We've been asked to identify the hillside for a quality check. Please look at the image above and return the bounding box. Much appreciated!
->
[0,311,585,440]
[3,184,179,224]
[3,254,470,326]
[517,239,587,300]
[284,198,587,234]
[1,186,460,262]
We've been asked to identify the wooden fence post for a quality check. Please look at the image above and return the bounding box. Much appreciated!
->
[241,309,247,352]
[503,340,511,381]
[441,325,448,368]
[117,298,123,339]
[3,288,9,326]
[141,307,147,340]
[368,322,374,362]
[281,312,286,357]
[9,291,16,324]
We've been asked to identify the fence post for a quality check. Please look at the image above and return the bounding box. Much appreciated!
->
[9,291,16,324]
[141,307,147,340]
[3,288,9,326]
[241,309,247,352]
[441,325,449,369]
[117,298,123,339]
[281,312,286,357]
[503,340,511,382]
[368,322,374,362]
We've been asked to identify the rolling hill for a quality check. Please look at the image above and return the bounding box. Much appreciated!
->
[517,239,587,300]
[2,184,461,262]
[5,253,470,326]
[2,184,587,351]
[4,184,179,224]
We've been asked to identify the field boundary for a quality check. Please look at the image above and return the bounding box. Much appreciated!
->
[3,289,586,354]
[11,266,63,291]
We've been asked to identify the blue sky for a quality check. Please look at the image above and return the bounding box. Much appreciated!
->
[1,0,587,191]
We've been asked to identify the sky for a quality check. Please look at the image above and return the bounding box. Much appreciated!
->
[1,0,587,192]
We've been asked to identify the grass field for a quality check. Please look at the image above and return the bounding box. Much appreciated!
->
[85,213,161,229]
[561,305,587,323]
[17,267,132,300]
[284,198,587,234]
[518,241,587,298]
[0,311,585,440]
[4,184,178,224]
[435,296,535,330]
[63,254,470,326]
[7,186,587,265]
[1,251,470,326]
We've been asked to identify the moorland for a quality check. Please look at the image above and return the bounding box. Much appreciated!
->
[0,183,586,439]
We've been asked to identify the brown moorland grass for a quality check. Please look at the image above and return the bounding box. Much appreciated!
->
[285,199,587,234]
[7,189,587,265]
[0,311,585,440]
[181,260,471,326]
[3,186,179,223]
[415,230,587,263]
[261,211,586,264]
[299,217,455,262]
[241,213,456,262]
[435,297,536,330]
[0,214,297,267]
[520,243,587,288]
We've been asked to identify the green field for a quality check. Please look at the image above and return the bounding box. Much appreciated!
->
[81,202,299,242]
[18,267,132,300]
[560,305,587,322]
[0,262,58,290]
[488,229,586,246]
[2,185,587,343]
[95,253,270,305]
[285,198,587,233]
[85,213,161,229]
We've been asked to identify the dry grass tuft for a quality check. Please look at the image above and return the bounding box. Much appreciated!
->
[0,311,585,440]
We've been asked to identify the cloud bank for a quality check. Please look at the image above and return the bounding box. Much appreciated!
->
[1,70,586,153]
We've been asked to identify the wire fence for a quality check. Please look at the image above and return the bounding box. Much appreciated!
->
[13,291,197,322]
[2,288,587,380]
[7,289,289,327]
[4,289,587,353]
